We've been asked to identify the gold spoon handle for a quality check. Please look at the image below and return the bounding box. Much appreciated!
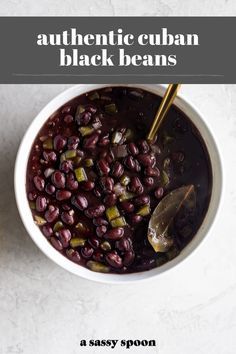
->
[147,84,181,142]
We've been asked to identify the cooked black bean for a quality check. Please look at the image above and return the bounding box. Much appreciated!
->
[72,194,88,211]
[61,210,74,225]
[33,176,45,191]
[104,227,124,240]
[85,204,105,218]
[53,135,67,151]
[35,196,47,212]
[105,251,123,268]
[51,171,66,189]
[96,225,107,237]
[56,190,71,201]
[45,205,59,223]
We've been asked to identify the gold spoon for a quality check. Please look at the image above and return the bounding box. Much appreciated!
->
[147,84,181,142]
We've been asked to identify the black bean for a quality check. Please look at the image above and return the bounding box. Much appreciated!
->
[35,196,47,212]
[33,176,45,191]
[45,205,59,223]
[144,166,160,177]
[85,205,105,218]
[58,228,72,247]
[72,194,88,211]
[138,140,150,153]
[129,214,143,225]
[92,250,104,262]
[83,133,99,149]
[81,245,94,259]
[76,111,92,126]
[104,227,124,240]
[134,195,150,206]
[105,251,123,268]
[123,250,135,266]
[28,191,37,201]
[103,193,117,207]
[154,187,164,199]
[88,236,100,249]
[53,135,67,151]
[60,160,73,173]
[67,136,80,150]
[98,134,110,146]
[129,176,144,195]
[50,236,63,251]
[143,177,154,187]
[66,173,79,191]
[43,151,57,162]
[66,248,81,263]
[116,237,133,252]
[124,155,136,170]
[96,225,107,237]
[111,161,124,178]
[100,176,114,193]
[97,159,110,175]
[45,183,56,195]
[51,171,66,189]
[93,217,108,226]
[61,210,74,225]
[56,190,71,201]
[137,154,156,167]
[128,142,139,156]
[42,225,53,238]
[120,201,134,214]
[81,180,95,191]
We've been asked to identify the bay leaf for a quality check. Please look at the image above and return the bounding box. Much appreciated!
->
[148,185,196,252]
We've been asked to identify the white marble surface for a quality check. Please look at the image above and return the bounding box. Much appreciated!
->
[1,1,236,354]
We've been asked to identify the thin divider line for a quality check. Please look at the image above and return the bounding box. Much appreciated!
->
[12,73,224,77]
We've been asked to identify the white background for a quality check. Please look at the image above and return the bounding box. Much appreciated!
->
[0,2,236,354]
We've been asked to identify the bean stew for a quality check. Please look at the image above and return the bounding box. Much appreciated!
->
[26,87,212,273]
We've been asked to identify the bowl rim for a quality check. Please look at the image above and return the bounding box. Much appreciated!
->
[14,84,223,284]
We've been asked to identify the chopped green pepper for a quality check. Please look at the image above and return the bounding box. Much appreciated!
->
[110,216,127,228]
[43,137,53,150]
[105,103,118,115]
[53,221,64,232]
[79,126,94,137]
[29,201,36,210]
[100,241,112,251]
[136,204,150,217]
[34,215,47,226]
[65,150,77,159]
[87,261,110,273]
[84,158,94,167]
[76,105,85,116]
[119,191,135,202]
[161,170,170,186]
[70,237,86,248]
[88,91,100,101]
[120,175,131,186]
[60,153,66,163]
[74,167,87,182]
[106,206,120,221]
[75,222,89,234]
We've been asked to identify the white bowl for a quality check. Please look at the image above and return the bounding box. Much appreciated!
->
[14,84,223,283]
